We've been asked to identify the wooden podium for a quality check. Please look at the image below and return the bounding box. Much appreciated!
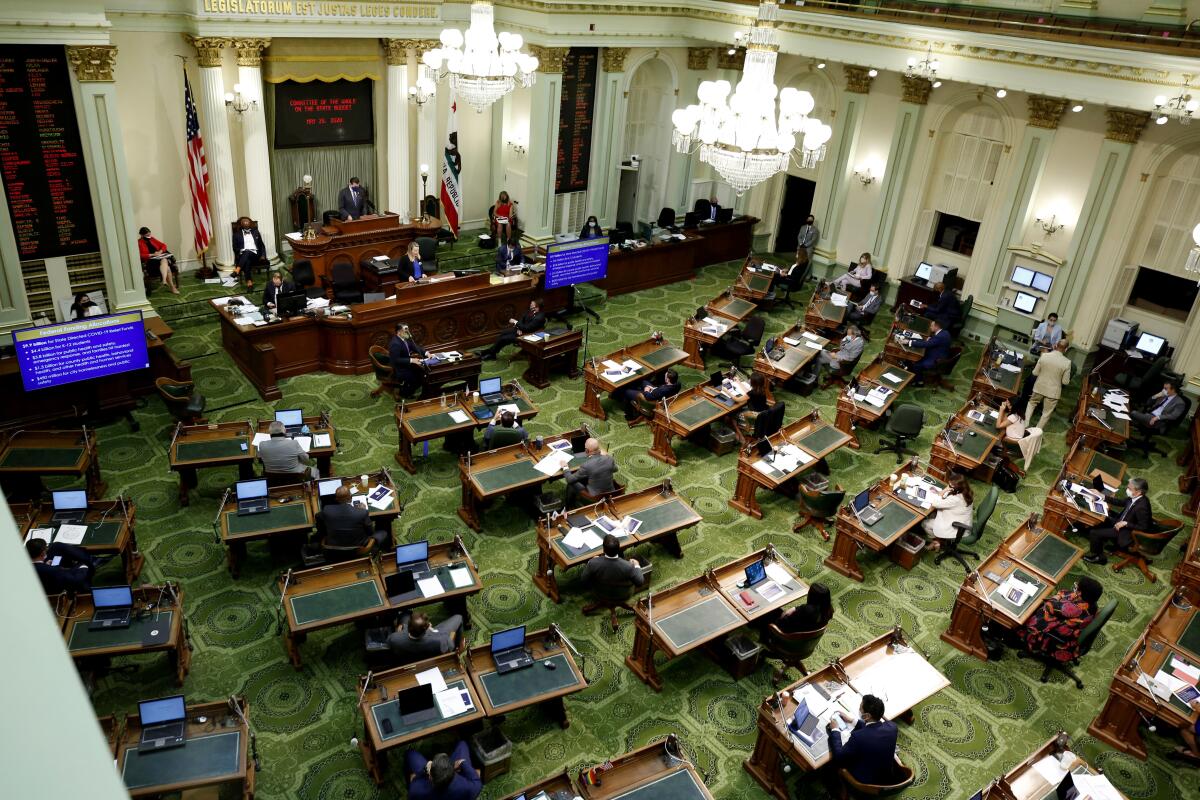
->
[288,212,442,282]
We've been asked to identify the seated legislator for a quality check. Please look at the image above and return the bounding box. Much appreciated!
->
[480,298,545,360]
[770,581,833,632]
[579,215,603,239]
[921,471,973,551]
[317,486,389,553]
[137,226,180,294]
[827,694,899,786]
[923,283,961,332]
[404,740,482,800]
[70,292,99,320]
[232,216,266,289]
[262,271,294,310]
[389,323,428,397]
[907,318,952,380]
[848,284,883,324]
[387,610,463,665]
[817,324,865,372]
[735,372,771,443]
[338,177,373,220]
[581,534,645,592]
[27,537,97,594]
[619,368,681,422]
[565,437,616,506]
[397,241,425,283]
[1077,477,1152,565]
[1017,576,1102,663]
[1131,380,1186,435]
[994,398,1042,473]
[258,420,317,479]
[482,410,528,449]
[494,236,525,274]
[831,252,874,293]
[1030,312,1065,355]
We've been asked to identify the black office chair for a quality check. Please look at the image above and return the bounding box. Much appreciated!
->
[656,207,677,230]
[821,352,862,390]
[485,425,526,450]
[1019,600,1117,689]
[938,486,997,573]
[693,198,712,221]
[713,316,766,369]
[751,401,786,440]
[156,378,206,426]
[777,262,810,309]
[415,236,439,274]
[949,294,974,339]
[925,345,964,391]
[762,622,828,686]
[1112,514,1185,583]
[327,262,364,305]
[1129,394,1190,459]
[875,404,924,463]
[1115,355,1169,402]
[583,567,649,632]
[423,195,456,247]
[290,260,325,299]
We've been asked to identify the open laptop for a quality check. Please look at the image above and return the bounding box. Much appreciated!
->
[395,540,430,575]
[570,433,589,454]
[384,570,417,601]
[137,695,188,752]
[89,585,134,630]
[316,478,343,507]
[50,489,89,524]
[235,478,270,516]
[275,408,304,435]
[851,488,883,526]
[396,683,439,725]
[479,376,505,405]
[491,626,534,674]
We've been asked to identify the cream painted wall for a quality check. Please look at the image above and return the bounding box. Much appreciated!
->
[835,73,899,267]
[499,85,531,223]
[1022,107,1105,264]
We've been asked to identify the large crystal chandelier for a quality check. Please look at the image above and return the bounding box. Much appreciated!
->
[422,1,539,113]
[672,1,831,195]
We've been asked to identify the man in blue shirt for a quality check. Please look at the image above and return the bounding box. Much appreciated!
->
[1030,313,1064,354]
[908,319,952,379]
[827,694,898,786]
[405,740,481,800]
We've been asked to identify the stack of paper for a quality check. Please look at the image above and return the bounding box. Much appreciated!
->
[24,526,55,545]
[782,336,801,347]
[306,297,330,309]
[416,667,447,693]
[997,574,1040,607]
[535,450,573,476]
[367,487,394,510]
[804,341,823,349]
[801,331,821,341]
[1030,754,1069,786]
[434,687,473,718]
[418,576,445,598]
[313,433,332,448]
[830,293,848,307]
[882,372,904,383]
[999,363,1021,373]
[701,317,728,334]
[764,561,794,589]
[1072,773,1122,800]
[752,460,779,476]
[448,410,470,424]
[563,526,603,551]
[495,403,520,417]
[251,432,272,446]
[448,567,473,588]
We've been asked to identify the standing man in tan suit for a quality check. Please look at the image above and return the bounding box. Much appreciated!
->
[1026,339,1071,430]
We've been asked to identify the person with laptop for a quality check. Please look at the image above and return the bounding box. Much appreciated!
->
[258,420,318,479]
[826,694,899,786]
[906,318,952,381]
[404,740,482,800]
[920,472,973,551]
[26,537,98,594]
[262,270,294,310]
[564,437,616,506]
[482,409,528,449]
[619,368,681,423]
[1025,339,1071,431]
[386,610,463,665]
[479,298,545,361]
[389,322,428,397]
[1131,380,1186,434]
[316,486,389,552]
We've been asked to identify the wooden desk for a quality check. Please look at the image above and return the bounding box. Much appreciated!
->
[970,337,1029,403]
[498,770,574,800]
[1173,518,1200,593]
[682,292,758,370]
[824,463,938,582]
[881,313,930,367]
[421,351,483,398]
[942,519,1083,660]
[18,497,142,583]
[169,421,256,506]
[981,734,1127,800]
[307,471,403,530]
[517,327,583,388]
[465,626,587,724]
[579,738,715,800]
[219,483,315,577]
[626,546,807,691]
[649,381,749,466]
[1067,376,1129,451]
[63,584,191,685]
[254,413,337,477]
[695,215,758,264]
[116,698,254,799]
[288,212,442,283]
[395,383,538,473]
[1176,413,1200,515]
[1089,588,1200,760]
[803,287,847,336]
[732,255,777,303]
[834,356,914,449]
[0,428,104,499]
[533,483,701,602]
[279,537,480,668]
[744,629,949,800]
[928,397,1002,481]
[581,338,688,420]
[1040,439,1127,536]
[891,275,942,311]
[729,411,851,518]
[753,325,829,386]
[596,234,701,295]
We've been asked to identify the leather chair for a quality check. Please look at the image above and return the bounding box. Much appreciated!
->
[415,236,439,274]
[230,219,270,282]
[484,425,526,450]
[1128,394,1190,459]
[156,377,206,425]
[423,195,456,247]
[949,294,973,339]
[326,262,365,305]
[1112,514,1185,583]
[837,762,916,798]
[578,477,626,504]
[321,541,370,564]
[290,260,325,299]
[1018,600,1118,689]
[875,404,924,463]
[369,345,401,400]
[656,207,677,230]
[692,198,713,220]
[1115,354,1168,403]
[821,352,862,390]
[777,261,810,309]
[713,316,766,369]
[794,485,844,542]
[750,402,786,441]
[925,345,964,390]
[762,622,828,686]
[582,563,649,632]
[263,471,302,489]
[939,486,998,573]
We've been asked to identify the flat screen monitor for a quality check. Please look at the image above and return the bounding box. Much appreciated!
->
[491,626,525,654]
[92,585,133,609]
[852,489,871,513]
[317,478,342,497]
[1031,271,1053,293]
[1013,291,1038,314]
[275,408,303,427]
[1011,266,1035,287]
[138,695,186,725]
[274,79,374,149]
[395,540,429,567]
[479,376,502,396]
[278,292,307,317]
[13,311,149,392]
[915,262,933,281]
[544,236,609,290]
[1135,332,1166,357]
[52,489,88,511]
[236,478,268,501]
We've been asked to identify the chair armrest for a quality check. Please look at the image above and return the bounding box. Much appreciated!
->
[950,522,970,531]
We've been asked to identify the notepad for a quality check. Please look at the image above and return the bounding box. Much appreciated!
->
[882,372,904,383]
[801,331,821,340]
[55,524,89,545]
[765,562,793,588]
[294,436,312,452]
[782,337,801,346]
[805,341,822,349]
[418,576,445,598]
[448,410,470,424]
[312,433,332,448]
[535,451,572,476]
[251,432,272,446]
[24,526,55,545]
[448,567,473,588]
[758,581,786,602]
[416,667,448,693]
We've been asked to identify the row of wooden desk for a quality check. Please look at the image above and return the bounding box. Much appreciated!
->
[13,495,143,584]
[501,738,715,800]
[0,428,105,499]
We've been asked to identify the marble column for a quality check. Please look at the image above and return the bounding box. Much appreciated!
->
[384,40,412,219]
[413,40,440,212]
[188,36,237,267]
[870,75,930,268]
[523,46,568,241]
[232,38,277,262]
[591,47,629,227]
[813,65,874,268]
[66,45,151,314]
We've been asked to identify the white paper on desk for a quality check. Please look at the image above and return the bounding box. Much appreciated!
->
[25,526,55,544]
[435,687,472,718]
[418,576,445,598]
[246,431,269,445]
[294,436,312,452]
[1154,669,1187,693]
[252,320,268,327]
[307,297,330,309]
[1111,411,1131,420]
[55,524,88,545]
[621,359,641,372]
[702,317,728,332]
[999,363,1021,373]
[416,667,448,693]
[521,334,542,342]
[882,372,904,383]
[367,487,394,510]
[448,567,472,588]
[1137,671,1173,701]
[447,410,470,424]
[765,561,794,588]
[234,317,255,327]
[1073,773,1122,800]
[801,331,821,340]
[796,684,830,717]
[830,293,848,307]
[535,451,572,476]
[752,459,778,476]
[780,444,813,465]
[782,336,801,346]
[564,526,603,551]
[865,392,887,408]
[1031,754,1069,786]
[495,403,519,417]
[313,433,332,448]
[601,359,623,372]
[805,341,822,349]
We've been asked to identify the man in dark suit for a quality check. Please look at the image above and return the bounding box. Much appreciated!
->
[404,740,481,800]
[397,241,425,283]
[907,319,952,378]
[618,368,681,421]
[1080,476,1152,564]
[1132,381,1186,434]
[480,298,545,360]
[494,237,524,274]
[262,271,295,309]
[26,538,97,594]
[388,323,428,397]
[565,437,616,505]
[338,177,372,220]
[316,486,389,552]
[232,216,267,289]
[386,610,462,665]
[827,694,898,786]
[581,534,645,591]
[923,282,961,331]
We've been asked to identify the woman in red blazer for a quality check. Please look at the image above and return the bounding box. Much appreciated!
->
[137,227,179,294]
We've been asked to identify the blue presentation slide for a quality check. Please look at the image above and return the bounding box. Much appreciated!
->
[544,237,609,290]
[14,311,149,391]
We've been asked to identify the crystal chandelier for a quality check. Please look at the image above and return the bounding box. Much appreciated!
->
[1186,223,1200,274]
[1153,79,1198,126]
[671,1,831,195]
[906,46,942,88]
[422,1,539,113]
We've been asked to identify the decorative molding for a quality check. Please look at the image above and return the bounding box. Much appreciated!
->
[900,74,933,105]
[66,45,117,82]
[716,48,745,72]
[687,47,713,71]
[382,39,409,67]
[232,38,270,68]
[1026,95,1068,129]
[411,39,441,56]
[188,36,230,69]
[529,45,569,73]
[601,47,630,73]
[1104,108,1150,143]
[843,65,874,94]
[1006,244,1066,267]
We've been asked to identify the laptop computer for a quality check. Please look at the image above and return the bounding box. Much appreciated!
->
[851,488,883,526]
[395,540,430,575]
[275,408,304,435]
[396,683,439,725]
[570,433,589,454]
[384,569,417,601]
[716,207,734,224]
[137,695,188,752]
[317,478,343,507]
[89,585,134,630]
[50,489,89,524]
[479,376,505,405]
[744,559,767,588]
[235,478,270,516]
[491,625,534,674]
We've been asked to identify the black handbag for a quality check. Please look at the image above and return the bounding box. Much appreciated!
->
[993,463,1019,493]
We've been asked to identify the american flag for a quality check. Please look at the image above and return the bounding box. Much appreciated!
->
[184,73,212,255]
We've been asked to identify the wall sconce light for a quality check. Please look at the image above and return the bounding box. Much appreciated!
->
[506,137,527,155]
[1035,211,1064,235]
[302,174,313,188]
[409,66,436,106]
[224,83,256,115]
[853,160,883,186]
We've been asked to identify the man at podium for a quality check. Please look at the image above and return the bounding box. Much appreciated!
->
[338,177,373,220]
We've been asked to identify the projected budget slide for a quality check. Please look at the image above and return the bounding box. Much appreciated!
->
[544,237,609,290]
[14,311,149,391]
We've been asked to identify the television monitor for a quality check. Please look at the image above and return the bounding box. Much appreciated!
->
[490,626,525,654]
[52,489,88,511]
[915,262,933,281]
[13,311,149,392]
[1011,266,1035,287]
[138,695,186,726]
[1013,291,1038,314]
[92,585,133,609]
[236,479,268,501]
[1135,332,1166,357]
[275,408,303,427]
[544,236,609,290]
[1031,271,1053,293]
[274,79,374,149]
[278,292,307,317]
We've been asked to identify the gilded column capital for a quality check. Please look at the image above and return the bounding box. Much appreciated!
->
[900,75,933,105]
[843,65,874,94]
[716,48,745,72]
[601,47,629,73]
[383,39,410,67]
[1105,108,1150,143]
[529,45,568,74]
[1027,95,1068,129]
[187,36,230,68]
[411,39,441,57]
[66,45,117,82]
[232,38,270,68]
[687,47,713,71]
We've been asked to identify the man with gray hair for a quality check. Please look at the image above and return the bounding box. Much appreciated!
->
[817,324,864,371]
[1080,476,1152,565]
[258,420,317,479]
[564,437,616,506]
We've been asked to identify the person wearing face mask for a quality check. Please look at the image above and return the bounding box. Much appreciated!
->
[70,292,99,320]
[817,324,865,372]
[232,216,266,290]
[389,322,428,397]
[797,215,819,262]
[579,216,602,239]
[831,252,873,293]
[137,227,180,294]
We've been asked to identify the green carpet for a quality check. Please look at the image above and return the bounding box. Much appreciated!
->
[69,244,1199,799]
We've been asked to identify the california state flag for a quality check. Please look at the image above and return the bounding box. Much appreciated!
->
[440,94,462,238]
